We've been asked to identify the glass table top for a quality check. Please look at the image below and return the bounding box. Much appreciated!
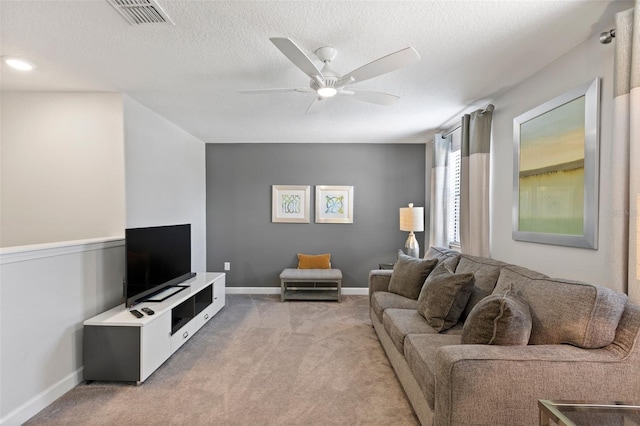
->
[539,400,640,426]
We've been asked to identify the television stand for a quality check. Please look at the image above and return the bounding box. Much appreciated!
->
[83,272,225,384]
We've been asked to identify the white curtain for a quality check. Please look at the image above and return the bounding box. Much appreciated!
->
[459,105,494,257]
[429,133,450,249]
[612,2,640,302]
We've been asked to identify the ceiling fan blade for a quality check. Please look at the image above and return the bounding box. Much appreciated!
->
[339,47,420,85]
[305,97,329,115]
[270,37,323,79]
[239,87,313,94]
[345,90,400,105]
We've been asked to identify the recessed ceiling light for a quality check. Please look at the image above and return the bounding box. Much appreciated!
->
[4,57,36,71]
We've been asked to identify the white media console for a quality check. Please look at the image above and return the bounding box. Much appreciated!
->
[83,272,225,384]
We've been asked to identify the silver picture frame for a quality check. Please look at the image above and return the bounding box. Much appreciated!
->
[512,78,600,249]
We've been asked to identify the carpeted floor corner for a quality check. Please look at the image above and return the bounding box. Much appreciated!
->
[25,294,419,425]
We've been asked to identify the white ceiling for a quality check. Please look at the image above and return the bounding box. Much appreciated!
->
[0,0,629,144]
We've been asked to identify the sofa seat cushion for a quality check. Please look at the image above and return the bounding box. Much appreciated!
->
[383,308,463,355]
[455,255,509,319]
[371,291,418,324]
[494,268,628,348]
[404,333,462,409]
[383,309,437,354]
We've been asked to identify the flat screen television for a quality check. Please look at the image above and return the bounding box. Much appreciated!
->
[125,223,194,307]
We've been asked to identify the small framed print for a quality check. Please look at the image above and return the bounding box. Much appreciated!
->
[315,185,354,224]
[272,185,310,223]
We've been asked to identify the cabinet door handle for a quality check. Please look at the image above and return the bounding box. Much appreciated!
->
[204,314,209,320]
[183,331,189,339]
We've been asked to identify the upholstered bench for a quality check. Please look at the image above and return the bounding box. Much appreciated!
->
[280,268,342,302]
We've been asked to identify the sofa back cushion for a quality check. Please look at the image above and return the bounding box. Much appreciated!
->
[425,246,460,263]
[494,267,628,348]
[455,255,508,319]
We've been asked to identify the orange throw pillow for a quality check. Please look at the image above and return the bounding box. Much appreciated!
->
[297,253,331,269]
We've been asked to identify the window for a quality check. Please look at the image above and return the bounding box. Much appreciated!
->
[446,129,462,247]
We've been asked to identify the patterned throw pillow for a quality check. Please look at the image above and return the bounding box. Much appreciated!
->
[461,290,532,345]
[388,251,438,300]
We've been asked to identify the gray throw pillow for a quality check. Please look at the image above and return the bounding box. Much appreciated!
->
[429,255,460,279]
[388,251,438,300]
[461,290,532,345]
[417,268,474,332]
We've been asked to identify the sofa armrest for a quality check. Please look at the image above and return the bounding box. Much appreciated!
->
[368,269,393,302]
[434,344,639,426]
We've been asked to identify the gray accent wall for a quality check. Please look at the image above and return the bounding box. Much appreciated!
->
[206,143,425,288]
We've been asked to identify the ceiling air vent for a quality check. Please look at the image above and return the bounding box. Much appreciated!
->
[107,0,175,25]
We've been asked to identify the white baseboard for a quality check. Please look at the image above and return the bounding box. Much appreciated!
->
[225,287,369,295]
[341,288,368,295]
[1,368,83,426]
[225,287,280,294]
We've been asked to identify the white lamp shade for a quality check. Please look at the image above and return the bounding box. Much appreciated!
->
[400,206,424,232]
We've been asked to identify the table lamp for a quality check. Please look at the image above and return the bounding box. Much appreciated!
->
[400,203,424,258]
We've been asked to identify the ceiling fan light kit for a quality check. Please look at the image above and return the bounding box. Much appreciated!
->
[240,37,420,113]
[317,87,337,98]
[3,57,36,71]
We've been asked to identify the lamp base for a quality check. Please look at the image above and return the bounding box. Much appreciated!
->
[405,232,420,258]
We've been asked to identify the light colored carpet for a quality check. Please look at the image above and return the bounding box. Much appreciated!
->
[26,294,419,425]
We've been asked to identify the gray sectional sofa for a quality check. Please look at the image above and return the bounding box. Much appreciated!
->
[368,246,640,425]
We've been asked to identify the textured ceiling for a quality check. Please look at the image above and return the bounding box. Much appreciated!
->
[0,0,629,143]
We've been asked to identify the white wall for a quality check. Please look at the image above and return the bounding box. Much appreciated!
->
[490,32,625,292]
[0,93,126,247]
[0,93,207,424]
[0,239,124,425]
[123,96,207,271]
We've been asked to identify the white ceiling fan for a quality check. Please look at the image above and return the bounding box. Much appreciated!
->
[239,37,421,114]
